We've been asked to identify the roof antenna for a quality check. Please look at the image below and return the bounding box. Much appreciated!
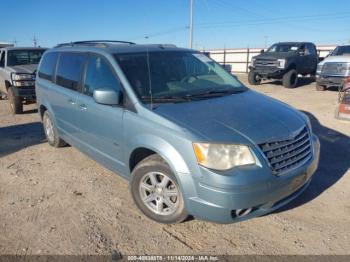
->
[146,46,153,110]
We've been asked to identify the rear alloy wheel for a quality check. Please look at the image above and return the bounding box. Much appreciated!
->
[43,111,66,148]
[282,69,298,88]
[131,155,188,224]
[7,87,23,114]
[248,71,261,85]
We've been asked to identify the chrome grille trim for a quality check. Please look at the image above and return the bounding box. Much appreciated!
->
[321,62,350,77]
[259,127,312,176]
[254,59,277,67]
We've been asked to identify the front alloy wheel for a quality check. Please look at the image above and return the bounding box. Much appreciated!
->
[131,155,188,224]
[139,172,180,216]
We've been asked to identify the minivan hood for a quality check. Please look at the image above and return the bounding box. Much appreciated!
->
[7,64,38,74]
[254,52,296,60]
[153,90,305,144]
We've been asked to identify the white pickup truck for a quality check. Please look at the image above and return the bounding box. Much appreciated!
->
[316,45,350,91]
[0,47,46,113]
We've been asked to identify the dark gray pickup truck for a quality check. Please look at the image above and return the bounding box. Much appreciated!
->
[248,42,318,88]
[0,47,46,114]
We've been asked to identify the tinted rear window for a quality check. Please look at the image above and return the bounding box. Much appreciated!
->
[38,52,58,81]
[7,49,46,66]
[56,53,86,91]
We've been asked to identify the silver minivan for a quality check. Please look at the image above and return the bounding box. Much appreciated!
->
[36,41,320,224]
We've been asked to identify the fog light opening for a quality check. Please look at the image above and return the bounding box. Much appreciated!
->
[234,208,253,218]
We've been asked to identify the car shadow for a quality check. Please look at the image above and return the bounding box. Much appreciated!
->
[23,108,38,114]
[0,122,46,158]
[274,111,350,213]
[260,77,315,88]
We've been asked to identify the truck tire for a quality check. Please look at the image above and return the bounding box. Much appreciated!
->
[316,84,326,91]
[248,71,261,85]
[8,87,23,114]
[282,69,298,88]
[0,91,6,100]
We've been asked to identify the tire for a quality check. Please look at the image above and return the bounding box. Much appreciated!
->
[130,154,188,224]
[316,84,326,91]
[282,69,298,88]
[0,91,7,100]
[248,71,261,85]
[42,111,66,148]
[7,87,23,114]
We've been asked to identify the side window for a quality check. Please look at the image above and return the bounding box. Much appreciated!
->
[309,44,317,55]
[83,55,120,96]
[305,45,311,55]
[56,53,86,91]
[38,52,58,81]
[0,52,5,67]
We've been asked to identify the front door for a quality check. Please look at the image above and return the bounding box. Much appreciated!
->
[75,54,126,175]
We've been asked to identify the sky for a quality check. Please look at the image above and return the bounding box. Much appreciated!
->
[1,0,350,50]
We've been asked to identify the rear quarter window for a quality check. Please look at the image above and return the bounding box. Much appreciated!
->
[56,52,86,91]
[38,52,58,81]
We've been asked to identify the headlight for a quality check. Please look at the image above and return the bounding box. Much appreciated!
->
[12,73,35,81]
[277,59,286,69]
[13,80,35,87]
[193,143,256,171]
[251,58,256,65]
[316,64,323,74]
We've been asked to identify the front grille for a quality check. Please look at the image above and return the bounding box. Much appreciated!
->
[254,59,277,68]
[259,127,312,176]
[321,62,349,76]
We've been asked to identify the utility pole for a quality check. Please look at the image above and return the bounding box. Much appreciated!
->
[189,0,194,48]
[33,35,38,47]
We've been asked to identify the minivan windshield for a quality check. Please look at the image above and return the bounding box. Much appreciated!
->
[331,46,350,56]
[114,51,246,103]
[7,49,46,66]
[267,43,299,53]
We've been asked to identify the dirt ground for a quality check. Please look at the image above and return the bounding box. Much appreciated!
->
[0,75,349,256]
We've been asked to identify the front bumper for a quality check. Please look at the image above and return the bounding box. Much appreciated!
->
[186,134,320,223]
[12,87,36,100]
[316,74,346,88]
[249,66,285,79]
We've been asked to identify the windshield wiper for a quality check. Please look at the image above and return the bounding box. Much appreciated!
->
[184,89,245,99]
[141,95,189,103]
[141,89,246,103]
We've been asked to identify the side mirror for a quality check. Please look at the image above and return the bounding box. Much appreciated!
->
[260,49,265,54]
[93,88,121,105]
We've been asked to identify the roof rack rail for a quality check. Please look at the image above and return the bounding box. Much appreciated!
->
[55,40,136,48]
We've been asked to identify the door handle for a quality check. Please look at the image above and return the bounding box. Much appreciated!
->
[79,104,87,110]
[68,99,76,105]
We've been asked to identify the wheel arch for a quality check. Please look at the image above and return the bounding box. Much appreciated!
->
[128,135,191,175]
[127,135,197,215]
[287,63,297,72]
[5,80,11,90]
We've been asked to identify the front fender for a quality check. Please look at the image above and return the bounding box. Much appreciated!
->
[127,134,191,175]
[126,134,198,214]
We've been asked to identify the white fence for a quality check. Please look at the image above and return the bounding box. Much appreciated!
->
[204,45,336,73]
